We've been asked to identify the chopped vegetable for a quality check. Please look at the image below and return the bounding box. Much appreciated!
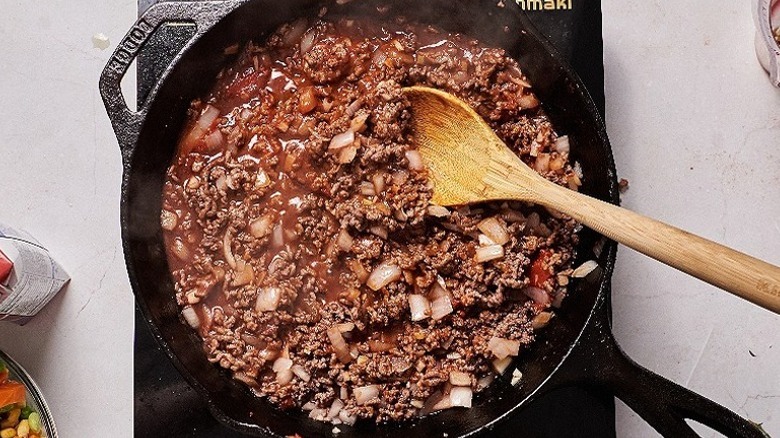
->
[529,250,552,288]
[0,362,44,437]
[0,383,25,410]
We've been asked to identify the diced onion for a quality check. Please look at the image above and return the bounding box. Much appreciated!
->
[337,144,358,164]
[523,286,550,306]
[405,150,424,171]
[338,410,357,426]
[346,98,364,117]
[340,386,348,400]
[426,205,450,217]
[232,260,255,286]
[302,401,317,411]
[430,278,450,300]
[531,311,554,329]
[172,238,191,261]
[534,153,550,173]
[347,259,370,283]
[478,234,496,246]
[554,135,570,153]
[215,175,228,191]
[336,322,355,332]
[223,230,236,269]
[368,226,388,239]
[488,336,521,360]
[250,214,274,238]
[422,391,452,414]
[273,357,293,373]
[573,161,584,179]
[258,349,279,362]
[161,210,178,231]
[551,289,566,308]
[572,260,598,278]
[328,327,352,364]
[182,306,200,329]
[353,385,379,405]
[529,141,540,157]
[255,170,271,188]
[449,387,473,408]
[329,130,355,151]
[327,399,344,420]
[256,287,282,312]
[276,369,293,386]
[430,295,453,320]
[300,30,316,53]
[518,93,540,109]
[197,105,220,131]
[309,408,327,421]
[291,364,311,382]
[408,294,431,322]
[475,244,504,263]
[282,19,308,47]
[371,173,386,193]
[273,357,294,385]
[492,357,512,374]
[271,223,284,248]
[449,371,471,386]
[477,217,510,246]
[350,113,369,132]
[511,369,523,386]
[366,261,402,291]
[204,129,225,150]
[359,181,376,196]
[336,229,354,251]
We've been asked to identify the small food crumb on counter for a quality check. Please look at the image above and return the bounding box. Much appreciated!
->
[91,33,110,50]
[618,178,629,193]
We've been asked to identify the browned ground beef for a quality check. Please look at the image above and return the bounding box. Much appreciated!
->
[161,16,582,425]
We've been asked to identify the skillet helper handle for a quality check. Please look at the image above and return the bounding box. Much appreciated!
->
[553,295,768,438]
[532,179,780,314]
[99,0,242,162]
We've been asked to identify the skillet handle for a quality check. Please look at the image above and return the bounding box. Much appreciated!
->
[99,0,243,163]
[551,294,769,438]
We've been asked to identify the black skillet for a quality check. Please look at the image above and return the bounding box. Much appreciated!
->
[99,1,768,436]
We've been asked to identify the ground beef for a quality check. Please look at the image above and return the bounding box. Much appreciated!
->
[161,16,582,426]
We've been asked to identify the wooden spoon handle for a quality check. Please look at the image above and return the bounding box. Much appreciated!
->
[532,180,780,314]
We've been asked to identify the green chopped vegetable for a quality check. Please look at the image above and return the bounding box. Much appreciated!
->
[20,404,33,419]
[0,362,6,373]
[0,404,12,414]
[27,411,41,433]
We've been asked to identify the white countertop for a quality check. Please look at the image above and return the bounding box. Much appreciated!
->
[0,0,778,436]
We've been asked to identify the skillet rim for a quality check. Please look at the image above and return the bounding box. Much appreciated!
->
[117,0,621,435]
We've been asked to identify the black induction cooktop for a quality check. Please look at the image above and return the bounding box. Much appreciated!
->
[133,1,614,436]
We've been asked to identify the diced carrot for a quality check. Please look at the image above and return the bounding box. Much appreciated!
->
[0,382,26,409]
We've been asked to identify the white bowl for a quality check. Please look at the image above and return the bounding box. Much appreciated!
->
[754,0,780,86]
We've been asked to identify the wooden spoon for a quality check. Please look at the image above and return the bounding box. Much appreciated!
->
[403,86,780,314]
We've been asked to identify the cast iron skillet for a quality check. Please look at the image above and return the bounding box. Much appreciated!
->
[100,1,767,436]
